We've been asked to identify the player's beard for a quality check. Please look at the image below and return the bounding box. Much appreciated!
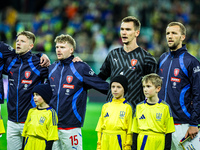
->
[168,39,181,51]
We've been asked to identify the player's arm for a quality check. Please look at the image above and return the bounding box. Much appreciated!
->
[98,53,111,80]
[19,137,25,150]
[144,54,157,75]
[132,133,138,150]
[164,133,172,150]
[186,59,200,139]
[97,132,102,150]
[45,140,54,150]
[185,126,199,139]
[124,134,132,150]
[81,63,109,95]
[39,53,50,67]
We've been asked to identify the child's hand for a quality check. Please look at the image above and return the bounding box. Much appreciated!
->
[124,145,131,150]
[97,142,101,150]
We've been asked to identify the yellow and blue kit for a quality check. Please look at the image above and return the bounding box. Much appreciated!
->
[132,99,175,150]
[96,98,133,150]
[0,117,5,134]
[22,107,58,150]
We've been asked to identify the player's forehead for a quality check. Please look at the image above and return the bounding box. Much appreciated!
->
[121,22,134,29]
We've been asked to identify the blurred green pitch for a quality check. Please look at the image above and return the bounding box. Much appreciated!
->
[0,101,103,150]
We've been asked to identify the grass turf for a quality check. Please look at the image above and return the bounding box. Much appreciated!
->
[0,101,104,150]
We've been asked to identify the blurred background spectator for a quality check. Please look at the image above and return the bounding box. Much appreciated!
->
[0,0,200,73]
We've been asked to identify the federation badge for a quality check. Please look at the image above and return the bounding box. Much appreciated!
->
[25,71,31,79]
[131,59,137,67]
[66,75,73,84]
[174,68,180,76]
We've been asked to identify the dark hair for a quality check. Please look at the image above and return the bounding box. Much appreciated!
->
[122,16,141,31]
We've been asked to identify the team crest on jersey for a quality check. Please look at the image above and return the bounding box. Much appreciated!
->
[66,75,73,84]
[39,116,46,125]
[156,113,162,121]
[119,111,125,119]
[131,59,137,66]
[25,71,31,79]
[174,68,180,76]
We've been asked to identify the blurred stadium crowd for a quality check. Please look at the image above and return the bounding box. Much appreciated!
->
[0,0,200,67]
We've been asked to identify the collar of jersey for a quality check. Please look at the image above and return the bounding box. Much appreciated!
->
[59,55,74,65]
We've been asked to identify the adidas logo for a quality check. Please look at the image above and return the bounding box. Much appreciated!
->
[104,112,109,117]
[139,114,145,119]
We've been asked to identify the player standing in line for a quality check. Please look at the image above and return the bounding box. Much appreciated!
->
[48,34,109,150]
[0,41,49,115]
[21,84,58,150]
[3,31,49,150]
[132,73,175,150]
[98,16,157,109]
[158,22,200,149]
[96,75,133,150]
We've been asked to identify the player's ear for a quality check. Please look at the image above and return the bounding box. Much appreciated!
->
[156,86,161,93]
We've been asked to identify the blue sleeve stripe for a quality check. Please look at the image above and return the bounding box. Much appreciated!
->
[70,62,83,82]
[24,137,29,148]
[48,62,60,78]
[7,58,17,72]
[0,52,2,58]
[117,135,122,150]
[141,135,148,150]
[123,100,128,104]
[159,54,169,68]
[179,53,188,77]
[0,64,4,71]
[180,84,191,118]
[50,109,57,126]
[72,87,83,122]
[28,56,40,76]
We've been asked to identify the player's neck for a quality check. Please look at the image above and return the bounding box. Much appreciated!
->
[38,103,50,109]
[123,41,139,52]
[146,96,159,104]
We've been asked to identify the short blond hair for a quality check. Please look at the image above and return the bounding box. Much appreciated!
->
[167,22,186,36]
[54,34,76,51]
[142,73,162,88]
[17,31,36,44]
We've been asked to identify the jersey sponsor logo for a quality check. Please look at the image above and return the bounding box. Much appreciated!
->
[174,68,180,76]
[63,84,74,89]
[171,77,181,83]
[156,113,162,121]
[21,80,32,84]
[113,58,118,62]
[193,66,200,73]
[10,71,14,76]
[51,76,55,81]
[139,114,145,119]
[25,71,31,79]
[104,112,109,117]
[39,116,46,125]
[66,75,73,84]
[119,111,125,119]
[160,68,164,74]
